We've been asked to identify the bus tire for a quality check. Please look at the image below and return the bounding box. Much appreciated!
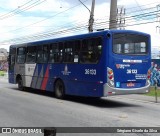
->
[18,77,24,91]
[54,80,65,99]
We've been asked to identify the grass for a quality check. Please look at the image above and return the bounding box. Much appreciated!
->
[0,71,5,76]
[145,87,160,97]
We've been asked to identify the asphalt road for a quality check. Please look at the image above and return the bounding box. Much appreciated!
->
[0,78,160,136]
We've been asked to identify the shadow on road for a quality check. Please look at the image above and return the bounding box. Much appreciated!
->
[65,96,139,108]
[10,87,139,108]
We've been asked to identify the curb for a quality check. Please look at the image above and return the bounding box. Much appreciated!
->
[110,95,160,104]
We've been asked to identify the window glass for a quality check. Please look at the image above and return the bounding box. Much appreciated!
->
[48,37,102,64]
[26,46,36,63]
[64,41,74,63]
[10,47,16,54]
[9,47,16,70]
[37,46,43,63]
[36,45,49,63]
[43,45,48,63]
[113,34,148,55]
[49,43,63,63]
[9,55,15,70]
[49,43,57,63]
[74,40,81,63]
[17,47,26,64]
[80,37,102,64]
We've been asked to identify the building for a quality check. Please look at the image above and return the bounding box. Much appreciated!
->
[0,48,8,71]
[0,48,8,61]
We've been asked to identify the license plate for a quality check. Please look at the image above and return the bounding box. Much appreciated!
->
[127,82,135,87]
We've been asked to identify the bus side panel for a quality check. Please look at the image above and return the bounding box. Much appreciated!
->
[45,34,108,97]
[64,80,103,97]
[41,64,49,91]
[25,64,36,87]
[44,63,104,97]
[30,64,49,90]
[61,64,104,97]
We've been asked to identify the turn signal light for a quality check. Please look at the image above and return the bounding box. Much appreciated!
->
[147,70,151,79]
[108,70,113,75]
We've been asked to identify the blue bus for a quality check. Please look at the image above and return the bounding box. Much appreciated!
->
[8,30,151,99]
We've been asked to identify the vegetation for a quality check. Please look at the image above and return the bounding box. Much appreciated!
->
[0,71,5,76]
[145,87,160,97]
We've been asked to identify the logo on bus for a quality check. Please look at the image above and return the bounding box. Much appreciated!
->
[61,65,71,75]
[116,64,130,69]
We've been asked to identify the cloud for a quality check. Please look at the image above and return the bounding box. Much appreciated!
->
[0,0,159,55]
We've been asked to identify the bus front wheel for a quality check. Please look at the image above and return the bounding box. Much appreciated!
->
[55,80,65,99]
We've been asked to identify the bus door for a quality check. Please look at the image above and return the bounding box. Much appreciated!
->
[8,47,16,83]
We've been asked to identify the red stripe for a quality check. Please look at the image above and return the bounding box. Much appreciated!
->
[41,66,49,90]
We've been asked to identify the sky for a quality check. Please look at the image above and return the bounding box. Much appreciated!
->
[0,0,159,57]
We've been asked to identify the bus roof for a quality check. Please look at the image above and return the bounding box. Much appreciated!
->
[10,29,150,48]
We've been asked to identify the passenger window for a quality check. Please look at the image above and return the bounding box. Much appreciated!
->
[43,45,48,63]
[36,45,49,63]
[80,37,102,64]
[37,46,43,63]
[17,47,26,64]
[64,41,74,63]
[26,46,36,63]
[49,43,57,63]
[49,43,63,63]
[74,40,81,63]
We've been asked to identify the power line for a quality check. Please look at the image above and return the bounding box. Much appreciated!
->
[0,1,157,34]
[1,0,89,34]
[0,0,47,20]
[0,16,157,45]
[0,1,159,45]
[2,2,156,37]
[134,0,145,14]
[0,0,35,18]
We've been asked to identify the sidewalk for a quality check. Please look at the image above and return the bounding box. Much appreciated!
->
[113,94,160,104]
[0,75,8,82]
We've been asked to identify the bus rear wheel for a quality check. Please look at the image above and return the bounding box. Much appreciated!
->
[55,80,65,99]
[18,78,24,91]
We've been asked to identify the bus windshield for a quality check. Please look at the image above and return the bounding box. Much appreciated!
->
[113,33,148,55]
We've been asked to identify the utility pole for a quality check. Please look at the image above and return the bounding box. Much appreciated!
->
[156,4,160,33]
[109,0,118,29]
[88,0,95,32]
[117,6,126,30]
[79,0,95,32]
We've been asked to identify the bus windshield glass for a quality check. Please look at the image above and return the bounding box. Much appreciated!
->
[113,33,148,55]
